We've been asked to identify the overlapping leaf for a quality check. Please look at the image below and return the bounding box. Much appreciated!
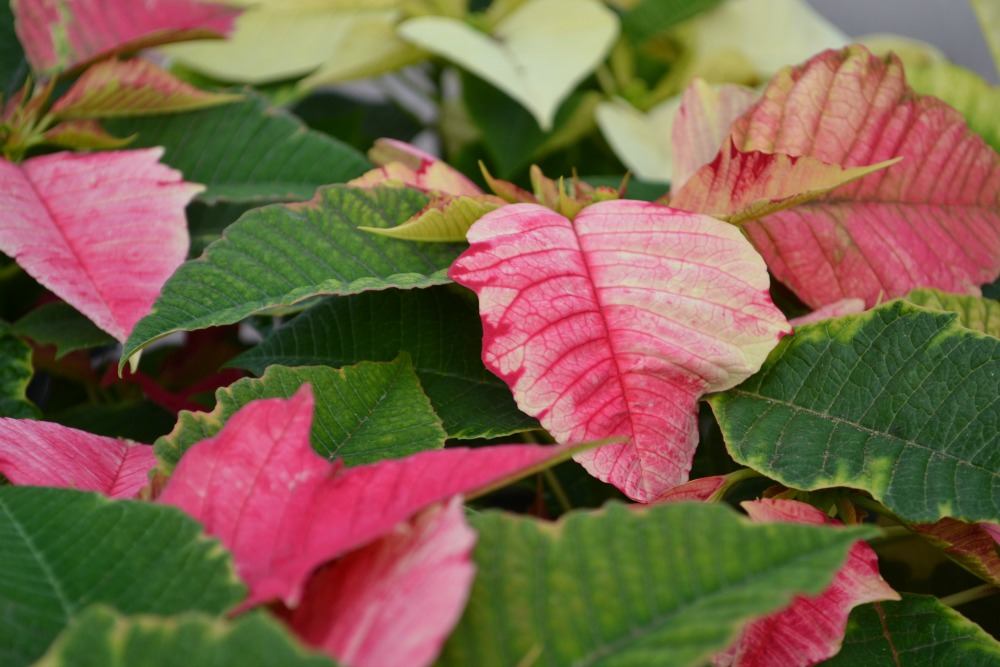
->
[910,518,1000,586]
[11,0,241,76]
[0,149,199,342]
[35,606,335,667]
[0,418,155,497]
[732,45,1000,308]
[0,486,245,667]
[0,325,38,418]
[450,200,789,501]
[158,386,579,608]
[121,186,465,365]
[9,302,115,358]
[709,300,1000,523]
[105,92,370,204]
[154,356,446,476]
[905,60,1000,153]
[823,594,1000,666]
[437,501,878,666]
[902,288,1000,337]
[229,287,537,440]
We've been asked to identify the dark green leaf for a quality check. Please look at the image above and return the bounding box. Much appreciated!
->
[104,91,371,203]
[439,501,879,667]
[122,186,464,365]
[10,302,115,358]
[822,594,1000,666]
[709,300,1000,524]
[154,355,447,475]
[0,2,27,101]
[0,486,245,667]
[35,606,336,667]
[0,323,38,418]
[230,286,537,439]
[622,0,725,44]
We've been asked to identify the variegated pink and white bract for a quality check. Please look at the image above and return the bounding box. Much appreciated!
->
[450,201,790,501]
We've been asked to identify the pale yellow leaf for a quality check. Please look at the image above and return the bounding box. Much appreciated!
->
[594,96,679,183]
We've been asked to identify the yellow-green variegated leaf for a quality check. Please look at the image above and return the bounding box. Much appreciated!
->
[398,0,619,131]
[902,288,1000,337]
[360,195,504,242]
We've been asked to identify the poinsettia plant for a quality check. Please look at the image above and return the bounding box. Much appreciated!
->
[1,0,999,666]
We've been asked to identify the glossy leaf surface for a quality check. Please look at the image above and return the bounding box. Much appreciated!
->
[450,200,789,501]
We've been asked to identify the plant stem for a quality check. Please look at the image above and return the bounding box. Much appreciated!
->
[848,494,905,525]
[543,469,573,514]
[940,583,1000,608]
[707,467,761,502]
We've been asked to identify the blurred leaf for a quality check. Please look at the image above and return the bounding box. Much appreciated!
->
[10,302,115,358]
[0,2,27,100]
[0,324,38,418]
[622,0,723,44]
[905,59,1000,153]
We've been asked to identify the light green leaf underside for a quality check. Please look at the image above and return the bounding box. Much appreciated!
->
[103,92,370,204]
[154,355,446,476]
[822,594,1000,666]
[0,487,245,667]
[35,606,336,667]
[229,287,538,439]
[10,302,116,359]
[0,325,39,418]
[904,60,1000,153]
[902,288,1000,338]
[709,300,1000,524]
[438,501,878,667]
[122,186,464,366]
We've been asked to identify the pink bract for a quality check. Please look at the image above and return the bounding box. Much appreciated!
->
[349,138,482,197]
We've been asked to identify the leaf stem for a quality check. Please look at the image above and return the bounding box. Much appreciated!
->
[939,583,1000,608]
[707,467,761,502]
[543,469,573,514]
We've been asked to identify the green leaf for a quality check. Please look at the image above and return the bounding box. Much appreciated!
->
[0,1,27,101]
[904,60,1000,154]
[0,324,38,418]
[902,288,1000,338]
[438,501,879,667]
[0,486,245,667]
[10,301,115,358]
[103,92,370,204]
[121,186,464,366]
[35,606,336,667]
[154,355,447,475]
[709,300,1000,524]
[822,594,1000,666]
[230,287,538,439]
[622,0,724,44]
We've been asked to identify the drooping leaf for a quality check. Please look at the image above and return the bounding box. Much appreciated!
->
[11,0,242,77]
[0,418,155,498]
[670,80,757,192]
[50,57,241,119]
[621,0,723,44]
[103,92,370,204]
[712,499,898,667]
[121,186,465,366]
[397,0,619,131]
[450,200,790,501]
[9,301,115,358]
[709,300,1000,524]
[153,356,447,476]
[0,325,38,418]
[287,497,475,667]
[669,139,898,224]
[594,95,680,183]
[158,386,579,608]
[732,45,1000,308]
[902,288,1000,337]
[437,501,878,667]
[0,486,245,667]
[228,287,538,439]
[909,518,1000,587]
[35,606,335,667]
[0,149,199,342]
[823,594,1000,666]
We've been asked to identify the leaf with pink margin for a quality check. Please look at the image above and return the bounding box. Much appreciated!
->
[348,139,482,196]
[50,58,242,119]
[731,44,1000,308]
[285,496,475,667]
[449,201,790,502]
[910,518,1000,587]
[671,80,758,193]
[158,385,579,609]
[669,139,899,225]
[0,148,199,342]
[0,418,155,498]
[712,498,898,667]
[11,0,242,76]
[651,475,727,503]
[788,298,866,327]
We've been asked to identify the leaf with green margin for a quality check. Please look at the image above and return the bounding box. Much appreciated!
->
[0,486,246,667]
[35,606,336,667]
[10,301,115,358]
[104,92,370,204]
[229,286,538,439]
[905,60,1000,154]
[622,0,723,44]
[121,186,464,366]
[437,501,879,667]
[0,324,38,418]
[902,288,1000,338]
[708,300,1000,524]
[821,594,1000,666]
[154,355,446,476]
